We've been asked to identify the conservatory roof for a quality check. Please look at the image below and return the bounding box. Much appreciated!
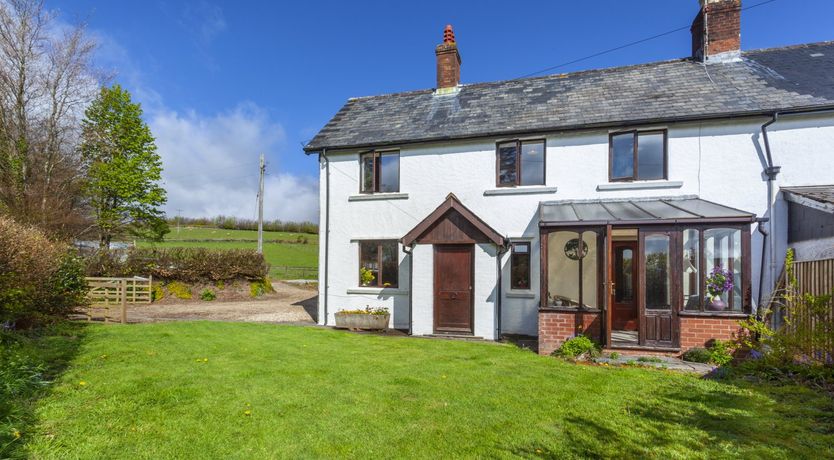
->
[539,196,756,226]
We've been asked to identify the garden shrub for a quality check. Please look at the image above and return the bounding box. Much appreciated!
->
[682,341,733,365]
[682,347,712,364]
[552,335,599,359]
[151,283,165,302]
[249,278,274,298]
[199,289,216,301]
[706,339,733,366]
[84,247,268,282]
[0,216,88,326]
[167,282,192,300]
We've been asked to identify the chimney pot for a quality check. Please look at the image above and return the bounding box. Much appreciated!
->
[435,24,461,92]
[691,0,742,63]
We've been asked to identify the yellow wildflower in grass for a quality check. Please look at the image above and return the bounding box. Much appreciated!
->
[13,429,21,439]
[78,381,87,386]
[244,410,252,416]
[100,354,108,359]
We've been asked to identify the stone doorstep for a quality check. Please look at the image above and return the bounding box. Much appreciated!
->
[594,355,717,375]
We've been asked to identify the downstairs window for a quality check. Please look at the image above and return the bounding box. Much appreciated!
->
[359,240,399,288]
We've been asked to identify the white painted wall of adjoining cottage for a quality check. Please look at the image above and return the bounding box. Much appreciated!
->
[317,112,834,336]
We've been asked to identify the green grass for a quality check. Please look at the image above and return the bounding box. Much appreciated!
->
[13,322,834,458]
[138,227,318,279]
[165,226,318,244]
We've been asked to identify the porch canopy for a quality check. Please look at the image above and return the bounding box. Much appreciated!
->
[539,196,756,226]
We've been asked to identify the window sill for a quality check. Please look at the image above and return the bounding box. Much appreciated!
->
[678,311,750,318]
[348,193,408,202]
[506,290,536,299]
[539,306,602,313]
[596,181,683,191]
[346,287,408,296]
[484,186,558,196]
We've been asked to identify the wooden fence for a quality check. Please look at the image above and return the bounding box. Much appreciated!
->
[84,276,152,323]
[774,257,834,364]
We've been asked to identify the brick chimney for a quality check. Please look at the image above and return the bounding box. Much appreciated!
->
[435,24,461,93]
[691,0,741,63]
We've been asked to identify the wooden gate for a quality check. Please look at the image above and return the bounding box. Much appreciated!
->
[85,276,152,323]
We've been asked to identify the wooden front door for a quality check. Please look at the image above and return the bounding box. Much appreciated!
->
[612,242,638,331]
[639,229,679,348]
[434,244,474,334]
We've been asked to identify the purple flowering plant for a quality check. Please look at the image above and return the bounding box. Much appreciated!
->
[706,265,734,300]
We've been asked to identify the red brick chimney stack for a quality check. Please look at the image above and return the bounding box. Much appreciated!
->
[435,24,461,92]
[691,0,742,63]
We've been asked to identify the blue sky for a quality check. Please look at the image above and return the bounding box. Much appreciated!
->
[49,0,834,221]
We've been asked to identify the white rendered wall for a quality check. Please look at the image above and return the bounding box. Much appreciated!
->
[318,112,834,335]
[411,244,433,335]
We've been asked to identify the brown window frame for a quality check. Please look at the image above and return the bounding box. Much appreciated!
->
[510,241,532,290]
[358,240,399,288]
[679,224,751,314]
[608,129,668,182]
[495,139,546,188]
[360,150,400,194]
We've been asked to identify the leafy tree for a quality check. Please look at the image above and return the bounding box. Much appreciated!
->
[80,84,168,248]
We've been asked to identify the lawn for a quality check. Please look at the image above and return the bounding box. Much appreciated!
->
[138,227,318,279]
[11,322,834,459]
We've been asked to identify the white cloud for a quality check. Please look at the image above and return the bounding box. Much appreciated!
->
[151,104,319,222]
[83,23,318,223]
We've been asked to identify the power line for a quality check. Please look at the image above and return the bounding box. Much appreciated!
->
[518,0,780,79]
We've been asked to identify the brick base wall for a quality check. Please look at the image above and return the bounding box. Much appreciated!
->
[538,312,743,356]
[538,310,602,356]
[679,316,743,350]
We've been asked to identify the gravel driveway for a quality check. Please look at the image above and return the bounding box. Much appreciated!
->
[126,281,317,324]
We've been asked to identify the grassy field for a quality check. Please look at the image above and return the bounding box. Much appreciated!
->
[11,322,834,458]
[138,226,318,279]
[164,226,318,244]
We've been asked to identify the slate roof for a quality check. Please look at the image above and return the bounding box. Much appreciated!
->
[305,41,834,152]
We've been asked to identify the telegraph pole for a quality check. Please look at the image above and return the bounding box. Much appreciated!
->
[257,154,265,254]
[176,208,183,235]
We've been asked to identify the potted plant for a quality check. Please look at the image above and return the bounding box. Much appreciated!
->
[334,306,390,331]
[359,267,375,287]
[705,266,734,311]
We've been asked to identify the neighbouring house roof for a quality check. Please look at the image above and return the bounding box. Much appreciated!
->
[782,185,834,214]
[305,41,834,152]
[402,193,505,247]
[538,196,755,226]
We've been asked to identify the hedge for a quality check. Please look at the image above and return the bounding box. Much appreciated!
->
[0,216,87,327]
[84,247,269,282]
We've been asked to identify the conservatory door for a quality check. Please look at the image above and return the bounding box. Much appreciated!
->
[639,229,679,348]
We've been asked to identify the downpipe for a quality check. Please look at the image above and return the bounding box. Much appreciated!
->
[759,113,780,316]
[403,244,414,335]
[320,150,330,326]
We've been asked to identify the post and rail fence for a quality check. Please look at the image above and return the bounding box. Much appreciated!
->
[84,276,152,324]
[273,266,317,280]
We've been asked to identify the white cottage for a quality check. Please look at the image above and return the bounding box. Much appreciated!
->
[304,0,834,355]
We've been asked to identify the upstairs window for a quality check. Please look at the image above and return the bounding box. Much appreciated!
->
[361,150,399,193]
[609,130,667,182]
[359,240,399,288]
[510,242,531,290]
[497,139,545,187]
